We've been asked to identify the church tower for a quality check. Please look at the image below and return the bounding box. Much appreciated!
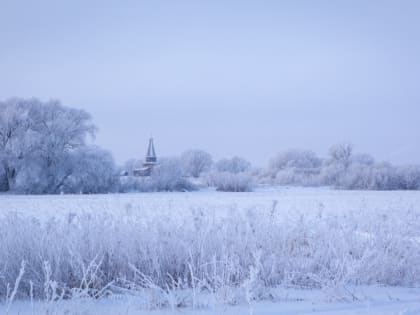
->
[144,138,157,165]
[133,138,158,176]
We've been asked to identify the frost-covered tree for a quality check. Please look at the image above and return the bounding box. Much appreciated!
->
[181,149,213,178]
[269,149,322,172]
[321,143,354,186]
[338,162,420,191]
[368,162,397,190]
[15,100,96,193]
[332,153,376,189]
[268,149,322,186]
[351,153,375,166]
[0,98,119,194]
[65,146,118,193]
[151,157,196,191]
[215,156,251,174]
[208,156,254,191]
[209,171,254,192]
[0,99,33,191]
[328,143,353,167]
[0,168,6,191]
[123,158,142,176]
[396,165,420,190]
[261,143,419,191]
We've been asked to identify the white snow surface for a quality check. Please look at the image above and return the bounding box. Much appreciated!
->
[1,186,419,219]
[3,287,420,315]
[1,187,420,314]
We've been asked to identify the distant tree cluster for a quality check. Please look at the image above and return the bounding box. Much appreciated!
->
[207,156,254,192]
[2,98,419,194]
[215,156,251,174]
[266,149,322,186]
[120,157,197,192]
[120,151,254,192]
[264,143,420,190]
[0,99,118,194]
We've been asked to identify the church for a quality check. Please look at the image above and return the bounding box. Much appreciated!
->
[133,138,158,176]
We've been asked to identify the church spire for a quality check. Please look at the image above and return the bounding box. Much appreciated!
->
[145,137,157,163]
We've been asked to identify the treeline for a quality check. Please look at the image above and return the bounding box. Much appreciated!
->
[2,99,419,194]
[261,143,420,190]
[121,152,255,192]
[0,99,254,194]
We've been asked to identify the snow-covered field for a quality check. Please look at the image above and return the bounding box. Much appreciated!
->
[2,186,420,219]
[4,286,420,315]
[1,187,420,315]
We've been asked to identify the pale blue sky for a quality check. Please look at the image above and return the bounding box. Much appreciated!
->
[1,0,419,166]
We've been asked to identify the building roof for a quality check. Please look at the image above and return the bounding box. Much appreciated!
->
[146,138,156,159]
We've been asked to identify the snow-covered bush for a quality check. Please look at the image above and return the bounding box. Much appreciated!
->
[215,157,251,174]
[119,158,196,192]
[206,157,254,191]
[331,161,420,191]
[118,176,148,192]
[14,146,118,194]
[209,171,255,192]
[269,149,322,171]
[365,162,398,190]
[396,165,420,190]
[274,167,322,186]
[267,149,322,186]
[0,202,419,303]
[64,146,119,193]
[264,144,420,191]
[151,157,197,191]
[122,158,143,177]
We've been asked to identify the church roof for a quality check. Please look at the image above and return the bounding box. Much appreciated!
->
[146,138,156,158]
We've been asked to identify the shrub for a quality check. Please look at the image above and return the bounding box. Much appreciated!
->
[268,150,322,186]
[119,158,197,192]
[396,165,420,190]
[151,158,197,191]
[215,157,251,174]
[0,202,419,302]
[209,171,255,192]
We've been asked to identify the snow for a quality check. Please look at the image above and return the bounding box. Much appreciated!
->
[3,287,420,315]
[1,187,420,314]
[1,186,420,220]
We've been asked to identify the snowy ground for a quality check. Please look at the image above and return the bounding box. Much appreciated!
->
[1,186,420,220]
[1,187,420,314]
[4,287,420,315]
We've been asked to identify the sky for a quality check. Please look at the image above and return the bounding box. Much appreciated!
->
[1,0,419,166]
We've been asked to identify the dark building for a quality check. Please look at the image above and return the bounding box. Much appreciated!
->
[133,138,158,176]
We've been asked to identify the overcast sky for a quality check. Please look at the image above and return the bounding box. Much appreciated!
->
[1,0,419,166]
